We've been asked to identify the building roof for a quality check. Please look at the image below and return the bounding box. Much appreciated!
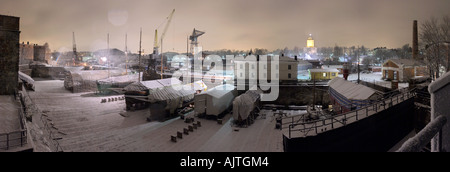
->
[322,65,343,69]
[309,68,339,73]
[328,77,377,100]
[198,84,235,98]
[387,59,426,67]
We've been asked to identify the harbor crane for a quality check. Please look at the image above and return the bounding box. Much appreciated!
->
[189,28,205,55]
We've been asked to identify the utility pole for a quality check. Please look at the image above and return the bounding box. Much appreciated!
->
[357,46,360,84]
[313,74,316,111]
[161,38,163,79]
[125,33,128,74]
[138,28,142,82]
[107,33,110,78]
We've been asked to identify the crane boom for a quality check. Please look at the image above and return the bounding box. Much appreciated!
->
[160,9,175,43]
[153,9,175,55]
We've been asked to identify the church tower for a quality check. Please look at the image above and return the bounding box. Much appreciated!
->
[307,34,315,48]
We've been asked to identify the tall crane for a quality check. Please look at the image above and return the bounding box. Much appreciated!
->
[189,28,205,55]
[152,9,175,79]
[153,9,175,55]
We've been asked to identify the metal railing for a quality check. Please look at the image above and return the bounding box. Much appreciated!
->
[0,94,28,150]
[397,115,447,152]
[284,88,415,138]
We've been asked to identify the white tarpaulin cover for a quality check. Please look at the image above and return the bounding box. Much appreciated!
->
[233,89,263,121]
[328,77,376,100]
[194,84,236,116]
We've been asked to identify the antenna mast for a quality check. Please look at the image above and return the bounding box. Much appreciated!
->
[138,28,142,82]
[125,34,128,74]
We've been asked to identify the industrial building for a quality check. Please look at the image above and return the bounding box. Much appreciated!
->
[309,68,339,80]
[382,59,428,82]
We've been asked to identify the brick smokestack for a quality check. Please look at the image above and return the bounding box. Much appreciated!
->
[413,20,419,60]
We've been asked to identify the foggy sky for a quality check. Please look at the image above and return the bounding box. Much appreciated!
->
[1,0,449,53]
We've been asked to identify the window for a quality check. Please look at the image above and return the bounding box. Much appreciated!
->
[240,73,243,77]
[252,73,254,78]
[332,73,336,77]
[264,64,267,69]
[288,73,292,79]
[240,64,243,69]
[276,73,279,78]
[394,71,397,80]
[251,64,255,69]
[323,73,327,77]
[276,65,279,70]
[288,65,292,70]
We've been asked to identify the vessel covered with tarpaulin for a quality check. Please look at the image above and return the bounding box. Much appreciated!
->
[64,70,125,93]
[328,77,380,113]
[233,89,263,124]
[194,84,237,117]
[123,78,183,111]
[97,73,142,92]
[147,85,197,116]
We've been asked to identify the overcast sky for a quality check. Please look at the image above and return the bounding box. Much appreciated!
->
[1,0,449,53]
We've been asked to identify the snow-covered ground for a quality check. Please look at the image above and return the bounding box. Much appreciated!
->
[0,96,20,134]
[25,80,285,152]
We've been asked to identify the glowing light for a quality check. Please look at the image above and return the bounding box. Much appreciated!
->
[307,34,314,48]
[101,57,107,62]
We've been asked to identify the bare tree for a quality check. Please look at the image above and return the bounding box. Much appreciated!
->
[420,16,450,78]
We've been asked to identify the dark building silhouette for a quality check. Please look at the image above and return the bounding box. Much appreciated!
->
[0,15,20,95]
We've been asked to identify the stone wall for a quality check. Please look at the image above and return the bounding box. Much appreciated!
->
[0,15,20,95]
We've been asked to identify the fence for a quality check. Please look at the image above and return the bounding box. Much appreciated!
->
[283,88,415,138]
[0,94,28,150]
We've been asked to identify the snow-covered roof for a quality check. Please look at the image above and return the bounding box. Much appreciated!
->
[322,65,343,69]
[328,77,376,100]
[387,59,426,67]
[199,84,235,98]
[309,68,340,73]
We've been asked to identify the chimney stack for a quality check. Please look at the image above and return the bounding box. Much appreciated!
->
[413,20,419,60]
